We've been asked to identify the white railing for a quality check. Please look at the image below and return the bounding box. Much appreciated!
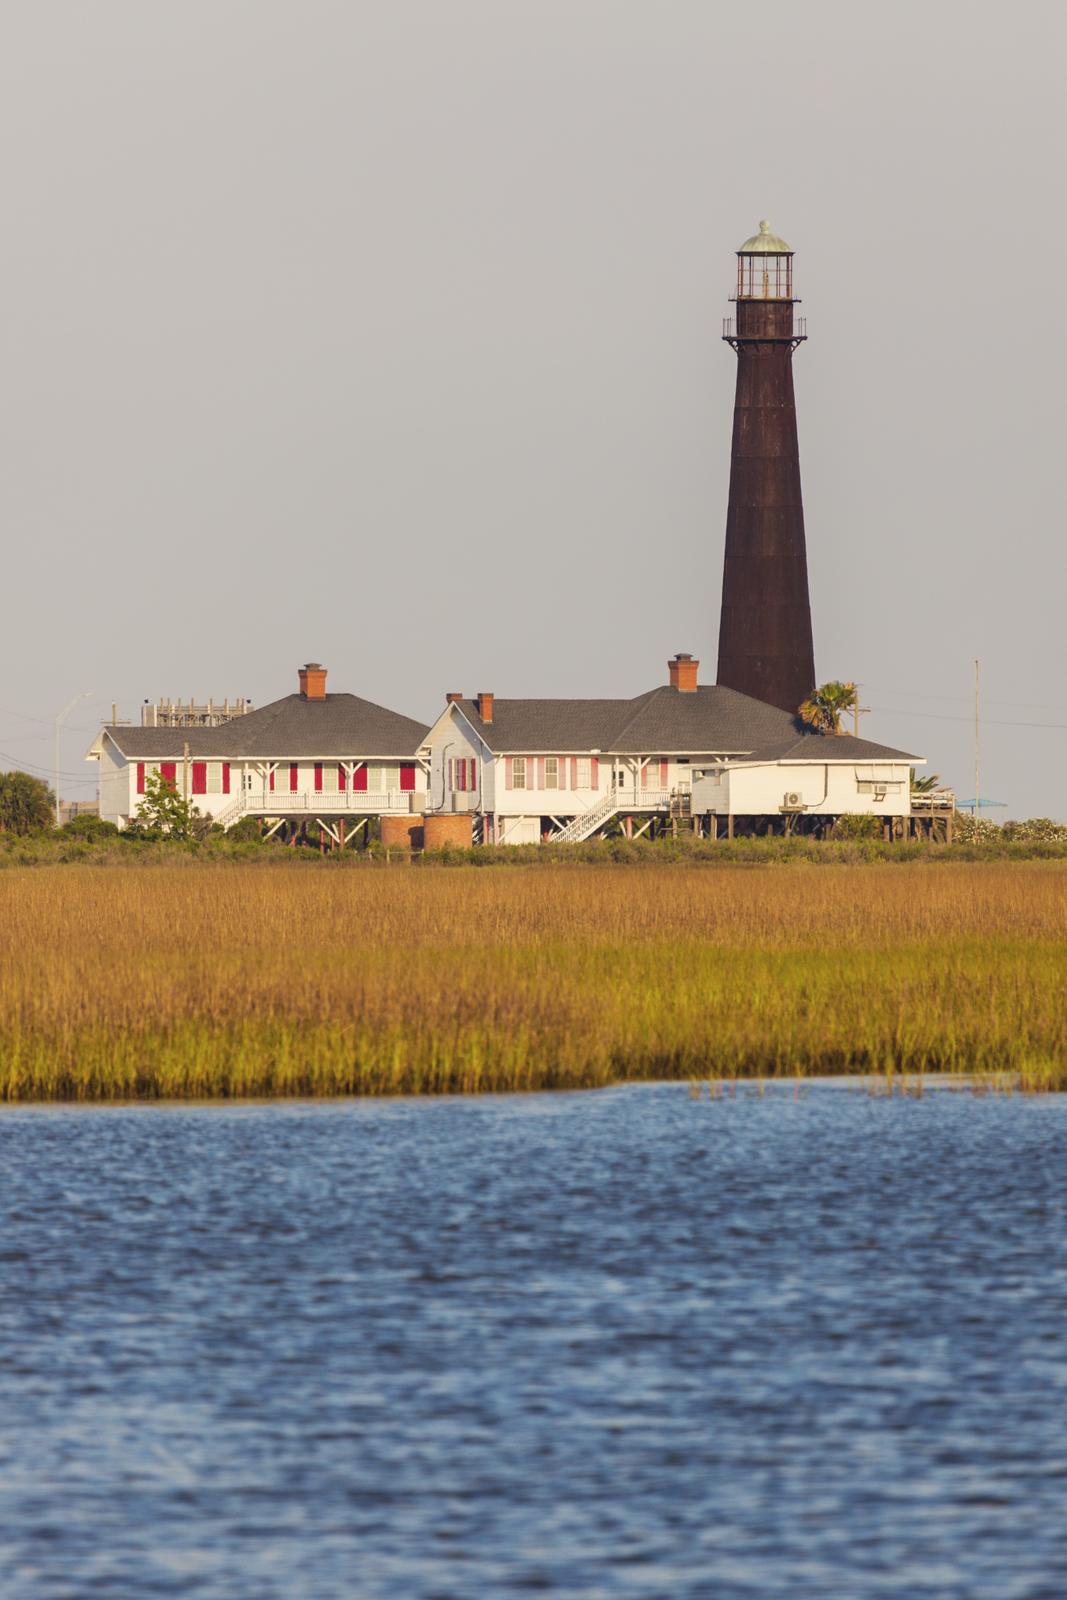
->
[548,787,621,844]
[545,786,674,845]
[216,791,416,827]
[211,795,247,830]
[614,787,670,809]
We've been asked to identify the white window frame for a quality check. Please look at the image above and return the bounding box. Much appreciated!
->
[512,757,526,791]
[545,756,559,790]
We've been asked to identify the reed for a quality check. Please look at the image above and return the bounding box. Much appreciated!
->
[1,863,1064,1100]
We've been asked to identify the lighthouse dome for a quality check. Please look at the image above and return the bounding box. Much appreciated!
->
[739,219,791,254]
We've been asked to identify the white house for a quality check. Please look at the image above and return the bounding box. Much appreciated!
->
[418,654,929,843]
[87,663,429,842]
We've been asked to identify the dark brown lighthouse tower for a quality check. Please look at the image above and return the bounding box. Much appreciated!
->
[716,221,815,715]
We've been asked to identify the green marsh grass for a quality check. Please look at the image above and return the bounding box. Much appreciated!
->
[1,862,1065,1100]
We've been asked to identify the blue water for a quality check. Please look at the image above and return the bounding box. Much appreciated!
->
[1,1083,1066,1599]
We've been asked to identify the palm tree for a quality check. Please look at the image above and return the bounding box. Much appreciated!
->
[910,769,942,794]
[798,681,859,735]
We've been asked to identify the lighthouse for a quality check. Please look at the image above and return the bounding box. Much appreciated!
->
[716,221,816,716]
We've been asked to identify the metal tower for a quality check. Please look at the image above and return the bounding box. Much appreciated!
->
[716,220,815,715]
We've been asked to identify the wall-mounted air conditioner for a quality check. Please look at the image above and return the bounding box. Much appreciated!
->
[782,791,804,810]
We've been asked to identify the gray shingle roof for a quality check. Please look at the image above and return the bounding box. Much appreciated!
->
[453,685,917,761]
[100,694,429,760]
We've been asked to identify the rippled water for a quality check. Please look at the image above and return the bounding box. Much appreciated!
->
[2,1083,1066,1598]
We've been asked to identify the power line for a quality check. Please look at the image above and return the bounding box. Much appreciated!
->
[871,707,1067,732]
[868,687,1067,713]
[0,750,97,781]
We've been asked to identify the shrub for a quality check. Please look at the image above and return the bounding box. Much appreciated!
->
[952,814,1003,844]
[0,771,54,835]
[1001,818,1067,843]
[831,813,883,840]
[58,814,119,840]
[226,816,269,843]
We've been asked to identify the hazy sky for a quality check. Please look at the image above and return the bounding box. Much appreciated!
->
[3,1,1065,814]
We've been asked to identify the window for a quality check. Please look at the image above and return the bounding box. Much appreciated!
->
[545,757,559,790]
[575,757,590,788]
[512,757,526,790]
[366,764,383,791]
[206,762,223,794]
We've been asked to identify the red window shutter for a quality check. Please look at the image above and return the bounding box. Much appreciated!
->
[353,765,367,792]
[192,762,207,795]
[289,763,298,793]
[660,758,669,787]
[400,764,415,792]
[505,760,513,791]
[571,758,578,789]
[136,763,145,795]
[591,757,599,791]
[222,763,230,794]
[314,762,323,793]
[160,761,177,789]
[269,768,276,792]
[537,757,545,790]
[470,758,477,791]
[338,764,346,790]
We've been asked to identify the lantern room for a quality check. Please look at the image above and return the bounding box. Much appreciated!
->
[735,220,794,300]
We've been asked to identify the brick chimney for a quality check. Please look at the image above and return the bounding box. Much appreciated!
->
[477,692,494,723]
[668,653,699,693]
[445,692,464,705]
[298,662,328,700]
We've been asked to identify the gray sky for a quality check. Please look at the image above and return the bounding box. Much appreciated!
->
[3,1,1065,815]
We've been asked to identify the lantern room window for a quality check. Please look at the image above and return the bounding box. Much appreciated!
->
[734,219,794,300]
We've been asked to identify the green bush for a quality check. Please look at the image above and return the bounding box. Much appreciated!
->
[0,771,54,835]
[58,814,119,840]
[830,813,883,840]
[225,816,269,843]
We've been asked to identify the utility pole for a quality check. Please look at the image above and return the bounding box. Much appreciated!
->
[979,656,985,819]
[54,691,94,827]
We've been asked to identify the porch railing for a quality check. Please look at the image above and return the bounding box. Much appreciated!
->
[224,790,418,821]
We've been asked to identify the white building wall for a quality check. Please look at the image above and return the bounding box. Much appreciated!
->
[423,713,489,815]
[97,738,134,827]
[708,760,913,818]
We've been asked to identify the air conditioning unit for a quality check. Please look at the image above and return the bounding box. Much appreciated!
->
[782,791,804,810]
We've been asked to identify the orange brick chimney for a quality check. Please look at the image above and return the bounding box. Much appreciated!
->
[668,653,699,693]
[477,692,494,723]
[445,692,464,705]
[298,662,328,700]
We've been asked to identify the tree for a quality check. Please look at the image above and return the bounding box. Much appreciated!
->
[129,769,207,840]
[798,681,859,735]
[910,768,942,794]
[0,771,55,834]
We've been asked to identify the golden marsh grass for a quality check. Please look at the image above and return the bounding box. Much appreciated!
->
[1,862,1065,1100]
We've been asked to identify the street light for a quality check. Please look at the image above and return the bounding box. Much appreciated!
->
[54,691,94,826]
